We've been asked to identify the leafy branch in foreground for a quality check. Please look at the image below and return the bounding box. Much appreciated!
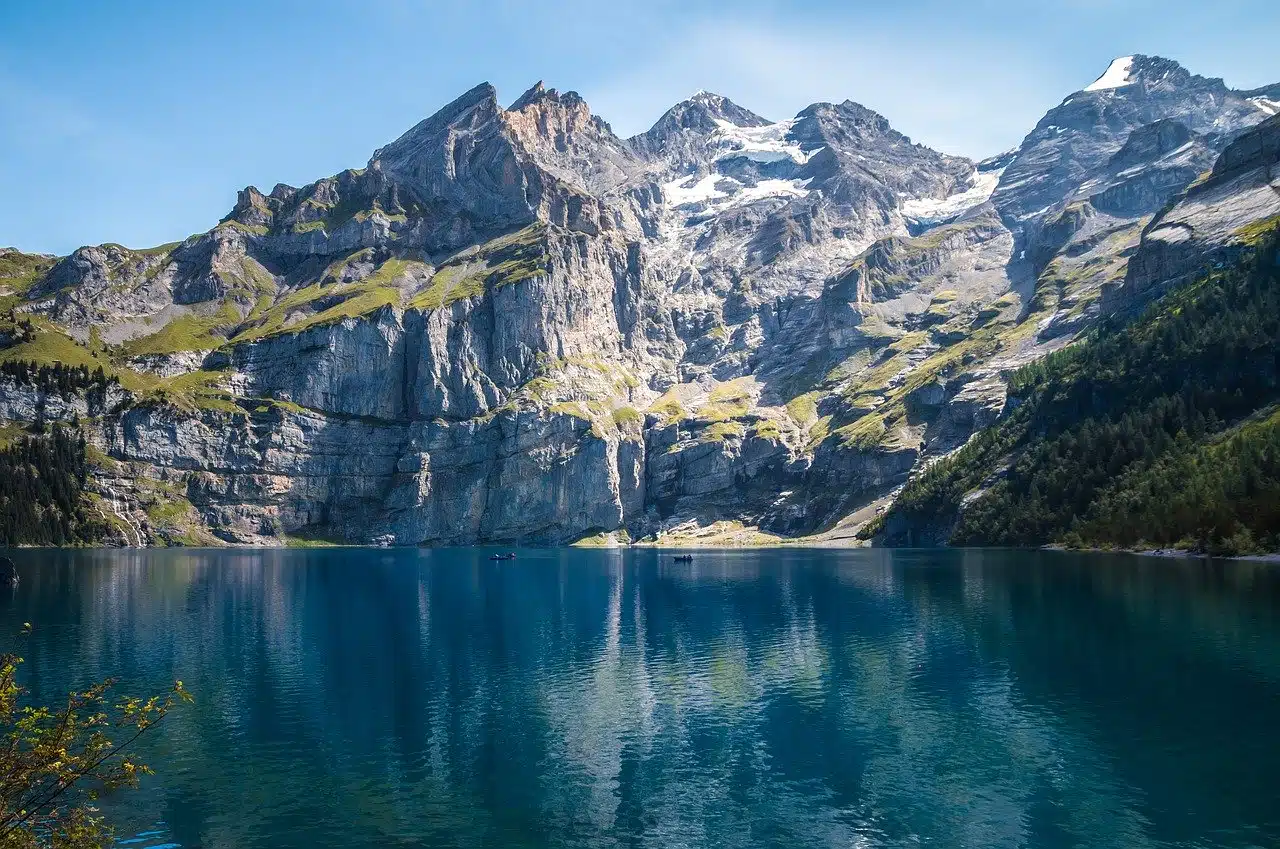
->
[0,626,190,849]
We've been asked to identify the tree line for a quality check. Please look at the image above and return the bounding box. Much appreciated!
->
[0,423,109,545]
[0,360,113,397]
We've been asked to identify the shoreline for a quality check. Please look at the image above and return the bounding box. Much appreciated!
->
[4,541,1278,562]
[1043,543,1280,563]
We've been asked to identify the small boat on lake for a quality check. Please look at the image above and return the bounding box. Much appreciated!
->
[489,552,517,561]
[673,554,693,563]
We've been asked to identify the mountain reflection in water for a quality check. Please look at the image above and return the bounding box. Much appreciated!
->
[0,547,1277,849]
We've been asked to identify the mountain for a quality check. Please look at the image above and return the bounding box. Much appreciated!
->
[992,55,1266,224]
[1,56,1278,547]
[878,224,1280,555]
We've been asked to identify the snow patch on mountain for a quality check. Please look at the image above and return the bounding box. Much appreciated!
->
[709,118,821,166]
[900,168,1003,226]
[735,178,813,204]
[1084,57,1136,92]
[664,174,728,206]
[664,173,812,211]
[1250,97,1280,117]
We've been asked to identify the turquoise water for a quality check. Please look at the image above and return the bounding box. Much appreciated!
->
[0,547,1277,849]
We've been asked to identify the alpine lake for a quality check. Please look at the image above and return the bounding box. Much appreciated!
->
[1,547,1276,849]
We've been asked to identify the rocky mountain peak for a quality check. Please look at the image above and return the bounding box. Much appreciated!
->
[507,81,590,115]
[499,82,639,196]
[795,100,895,136]
[367,81,503,176]
[383,82,500,147]
[268,183,297,202]
[1081,55,1220,98]
[994,55,1268,224]
[788,99,907,156]
[228,185,273,227]
[502,80,596,134]
[682,91,771,127]
[509,80,547,110]
[631,92,772,161]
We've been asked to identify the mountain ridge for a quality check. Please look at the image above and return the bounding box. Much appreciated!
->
[1,54,1278,547]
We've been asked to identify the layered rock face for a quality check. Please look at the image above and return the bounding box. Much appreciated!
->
[2,58,1278,546]
[1112,114,1280,311]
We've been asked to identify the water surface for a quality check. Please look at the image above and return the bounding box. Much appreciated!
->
[1,547,1277,849]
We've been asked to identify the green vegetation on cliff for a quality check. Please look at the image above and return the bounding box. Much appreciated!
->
[0,318,187,397]
[137,369,241,414]
[410,224,548,311]
[0,318,101,370]
[882,226,1280,555]
[122,303,243,356]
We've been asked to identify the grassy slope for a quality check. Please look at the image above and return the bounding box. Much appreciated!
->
[0,251,58,300]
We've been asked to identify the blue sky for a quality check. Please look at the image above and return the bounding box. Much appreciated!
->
[2,0,1277,256]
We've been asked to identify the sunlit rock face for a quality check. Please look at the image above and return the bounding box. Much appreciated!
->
[2,57,1277,545]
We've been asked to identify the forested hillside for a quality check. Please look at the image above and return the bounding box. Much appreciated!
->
[879,227,1280,555]
[0,423,108,546]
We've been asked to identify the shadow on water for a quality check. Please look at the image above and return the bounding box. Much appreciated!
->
[0,547,1277,849]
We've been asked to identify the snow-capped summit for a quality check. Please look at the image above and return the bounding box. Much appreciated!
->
[1084,56,1136,92]
[993,55,1270,222]
[1076,55,1217,99]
